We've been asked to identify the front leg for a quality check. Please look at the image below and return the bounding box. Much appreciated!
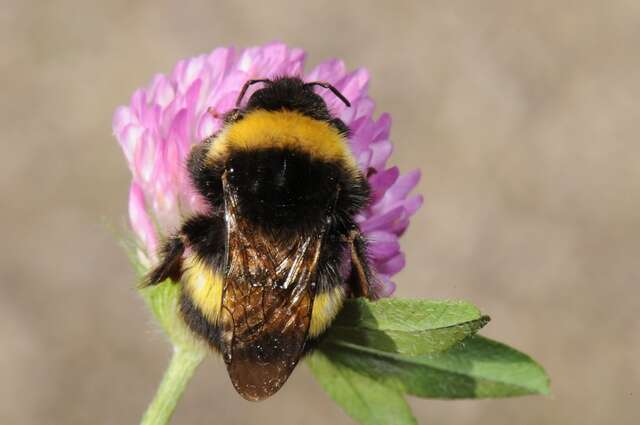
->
[143,234,186,287]
[142,213,226,287]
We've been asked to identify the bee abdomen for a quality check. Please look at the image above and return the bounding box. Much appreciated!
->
[178,254,225,350]
[179,291,224,351]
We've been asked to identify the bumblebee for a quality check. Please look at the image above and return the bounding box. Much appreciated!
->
[145,76,376,401]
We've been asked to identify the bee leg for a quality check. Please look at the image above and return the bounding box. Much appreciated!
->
[346,229,376,300]
[143,234,185,287]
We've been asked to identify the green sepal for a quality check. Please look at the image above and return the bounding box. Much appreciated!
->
[124,240,206,353]
[139,280,207,353]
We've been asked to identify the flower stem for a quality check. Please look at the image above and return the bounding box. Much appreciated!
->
[140,348,206,425]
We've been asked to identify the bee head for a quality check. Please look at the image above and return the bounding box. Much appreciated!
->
[228,77,350,135]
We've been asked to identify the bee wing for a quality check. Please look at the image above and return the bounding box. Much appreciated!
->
[220,174,323,401]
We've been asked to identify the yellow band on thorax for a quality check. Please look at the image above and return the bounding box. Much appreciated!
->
[208,110,356,167]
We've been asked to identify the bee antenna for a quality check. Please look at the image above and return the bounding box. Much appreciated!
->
[236,79,271,107]
[304,81,351,107]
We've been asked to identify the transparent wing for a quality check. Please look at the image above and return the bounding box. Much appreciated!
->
[220,173,324,401]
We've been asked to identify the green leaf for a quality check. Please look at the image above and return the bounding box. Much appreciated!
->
[307,350,416,425]
[326,299,490,355]
[326,335,550,399]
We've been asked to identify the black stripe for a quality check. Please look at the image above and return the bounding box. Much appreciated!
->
[179,292,223,351]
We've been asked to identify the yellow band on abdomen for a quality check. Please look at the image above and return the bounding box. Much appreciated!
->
[309,285,346,337]
[182,255,223,323]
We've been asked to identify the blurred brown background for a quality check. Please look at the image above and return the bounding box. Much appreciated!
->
[2,1,639,424]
